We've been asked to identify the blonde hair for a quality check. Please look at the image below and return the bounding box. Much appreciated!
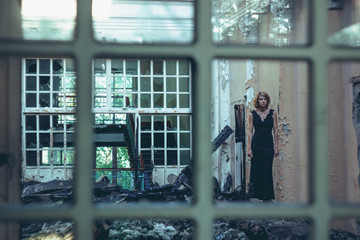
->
[253,91,271,109]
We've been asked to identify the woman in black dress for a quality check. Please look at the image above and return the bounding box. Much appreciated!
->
[247,91,279,201]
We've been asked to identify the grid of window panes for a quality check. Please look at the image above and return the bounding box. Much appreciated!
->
[140,115,191,166]
[23,58,77,168]
[93,59,191,111]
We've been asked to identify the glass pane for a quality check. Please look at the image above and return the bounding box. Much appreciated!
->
[40,149,51,165]
[328,1,360,47]
[39,115,50,131]
[140,60,151,75]
[166,94,176,108]
[26,76,36,91]
[140,77,151,92]
[21,0,76,41]
[94,94,107,108]
[65,76,76,92]
[26,115,36,130]
[112,60,123,74]
[179,77,189,92]
[53,115,63,130]
[65,94,76,107]
[53,76,63,91]
[53,150,63,165]
[39,76,50,91]
[66,149,75,165]
[154,133,164,147]
[166,77,177,92]
[167,133,177,148]
[180,150,190,165]
[112,76,124,91]
[26,93,36,107]
[166,60,176,75]
[112,94,124,108]
[179,116,190,131]
[26,133,37,148]
[40,133,50,147]
[126,60,137,74]
[141,133,151,148]
[167,116,177,130]
[167,150,177,165]
[140,94,151,108]
[154,116,164,131]
[153,77,164,92]
[212,0,309,46]
[53,93,64,107]
[179,60,189,75]
[179,94,189,108]
[53,59,63,74]
[180,133,190,148]
[39,93,50,107]
[92,0,194,44]
[26,59,37,73]
[153,60,163,75]
[26,151,37,166]
[141,116,151,131]
[95,76,107,91]
[39,59,50,74]
[154,150,164,165]
[153,94,164,108]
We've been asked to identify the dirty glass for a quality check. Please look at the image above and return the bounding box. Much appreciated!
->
[328,61,360,203]
[212,0,309,46]
[328,1,360,47]
[21,0,76,41]
[19,221,75,239]
[92,0,194,44]
[212,58,309,204]
[213,218,312,239]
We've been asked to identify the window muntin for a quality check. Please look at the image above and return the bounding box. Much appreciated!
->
[140,115,192,167]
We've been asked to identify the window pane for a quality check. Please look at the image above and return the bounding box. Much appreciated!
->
[179,60,189,75]
[167,116,177,130]
[39,76,50,91]
[126,60,137,74]
[180,150,190,165]
[153,94,164,108]
[141,116,152,131]
[212,0,309,46]
[179,116,190,131]
[39,93,50,107]
[179,77,189,92]
[140,94,151,108]
[26,133,37,148]
[154,150,164,165]
[53,150,63,165]
[166,60,176,75]
[39,59,50,74]
[141,133,151,148]
[154,133,164,148]
[140,60,151,75]
[40,149,51,165]
[167,150,177,165]
[112,60,123,74]
[53,93,64,107]
[26,93,36,107]
[66,149,75,165]
[53,59,64,74]
[39,116,50,131]
[154,116,164,131]
[26,76,36,91]
[179,94,189,108]
[166,77,177,92]
[167,133,177,148]
[92,0,194,44]
[26,59,37,73]
[180,133,190,148]
[166,94,176,108]
[153,77,164,92]
[26,151,37,166]
[112,94,124,108]
[140,77,151,92]
[53,76,63,91]
[26,115,36,130]
[153,60,163,75]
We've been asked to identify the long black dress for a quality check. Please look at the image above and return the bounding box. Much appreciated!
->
[250,109,275,200]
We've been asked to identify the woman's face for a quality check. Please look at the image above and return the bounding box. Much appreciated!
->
[258,95,268,108]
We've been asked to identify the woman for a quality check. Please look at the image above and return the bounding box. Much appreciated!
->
[247,91,279,201]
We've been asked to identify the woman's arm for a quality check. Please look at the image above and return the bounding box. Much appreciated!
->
[247,112,254,158]
[273,110,279,157]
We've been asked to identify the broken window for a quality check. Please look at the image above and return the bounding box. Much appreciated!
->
[22,58,192,188]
